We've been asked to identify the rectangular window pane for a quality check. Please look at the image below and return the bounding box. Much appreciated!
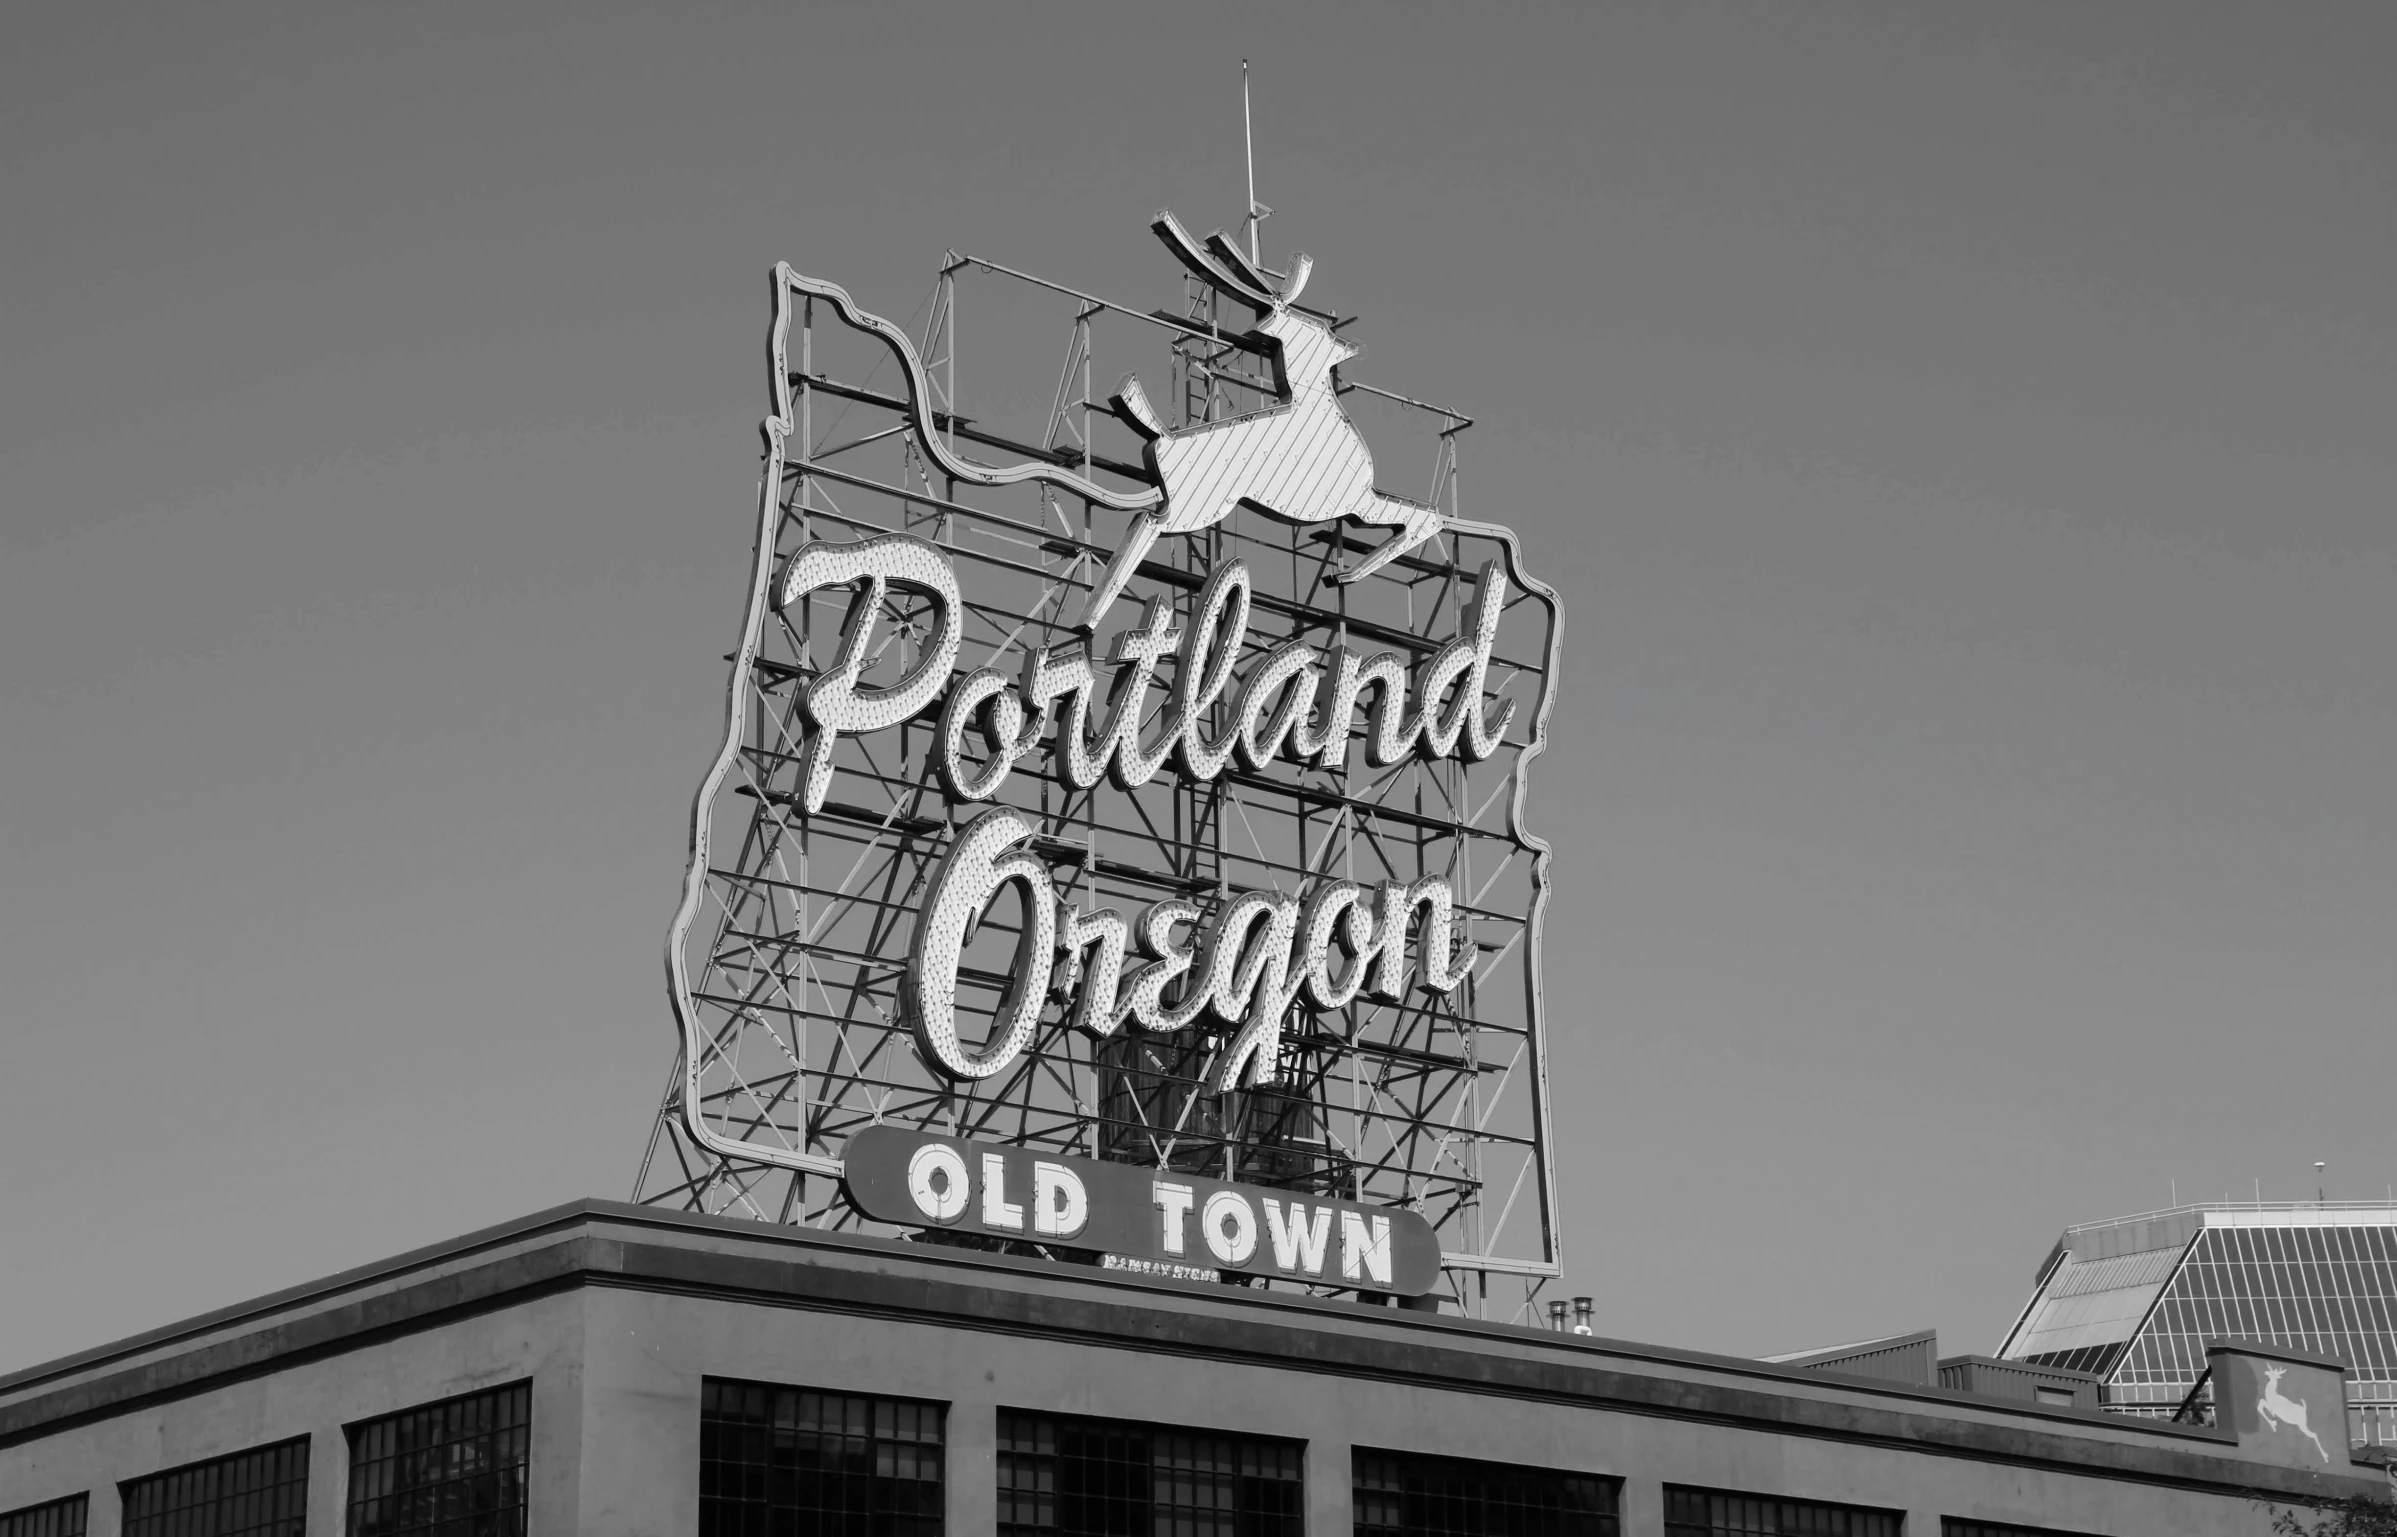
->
[1943,1522,2102,1537]
[345,1379,529,1537]
[1662,1484,1898,1537]
[123,1438,309,1537]
[997,1408,1300,1537]
[1355,1448,1619,1537]
[701,1378,944,1537]
[0,1494,89,1537]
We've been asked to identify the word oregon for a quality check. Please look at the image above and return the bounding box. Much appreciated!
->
[905,807,1472,1091]
[774,534,1516,815]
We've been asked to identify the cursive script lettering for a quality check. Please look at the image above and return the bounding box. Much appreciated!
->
[937,553,1515,801]
[913,809,1473,1091]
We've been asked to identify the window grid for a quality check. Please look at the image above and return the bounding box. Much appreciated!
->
[1662,1485,1900,1537]
[122,1437,309,1537]
[1942,1522,2099,1537]
[2104,1226,2397,1430]
[699,1379,944,1537]
[0,1494,88,1537]
[997,1409,1303,1537]
[1354,1448,1619,1537]
[346,1380,531,1537]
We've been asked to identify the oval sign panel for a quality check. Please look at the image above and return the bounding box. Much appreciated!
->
[842,1125,1444,1298]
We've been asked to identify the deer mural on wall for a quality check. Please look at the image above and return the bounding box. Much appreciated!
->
[2258,1364,2332,1462]
[1076,211,1444,630]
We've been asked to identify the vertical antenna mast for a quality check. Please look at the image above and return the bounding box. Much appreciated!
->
[1243,59,1260,262]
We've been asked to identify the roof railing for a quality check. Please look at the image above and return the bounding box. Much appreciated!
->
[2065,1199,2397,1235]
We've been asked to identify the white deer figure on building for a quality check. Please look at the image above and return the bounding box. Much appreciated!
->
[2257,1364,2331,1462]
[1074,212,1444,630]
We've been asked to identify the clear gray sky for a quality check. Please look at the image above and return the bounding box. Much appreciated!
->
[4,2,2391,1375]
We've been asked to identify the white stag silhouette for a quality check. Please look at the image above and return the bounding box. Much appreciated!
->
[1075,211,1444,630]
[2257,1364,2331,1462]
[766,212,1444,635]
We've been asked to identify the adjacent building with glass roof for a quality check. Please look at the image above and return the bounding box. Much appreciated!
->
[1997,1201,2397,1450]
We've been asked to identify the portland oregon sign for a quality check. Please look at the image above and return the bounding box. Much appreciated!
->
[635,209,1562,1315]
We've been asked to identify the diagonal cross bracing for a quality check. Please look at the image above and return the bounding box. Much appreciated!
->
[640,249,1564,1318]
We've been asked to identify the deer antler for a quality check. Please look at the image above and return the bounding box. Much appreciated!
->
[1196,229,1315,310]
[1276,252,1312,306]
[1201,231,1275,295]
[1152,211,1278,312]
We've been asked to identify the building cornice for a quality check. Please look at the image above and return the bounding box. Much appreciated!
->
[1,1202,2380,1506]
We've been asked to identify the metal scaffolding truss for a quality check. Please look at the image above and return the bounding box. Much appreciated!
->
[636,225,1563,1318]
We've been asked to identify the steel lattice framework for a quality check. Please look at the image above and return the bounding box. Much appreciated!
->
[635,226,1563,1318]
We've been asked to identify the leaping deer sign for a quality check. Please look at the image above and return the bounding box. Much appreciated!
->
[768,211,1443,637]
[2258,1364,2331,1462]
[1077,211,1443,630]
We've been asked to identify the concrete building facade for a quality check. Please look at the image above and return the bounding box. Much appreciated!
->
[3,1202,2385,1536]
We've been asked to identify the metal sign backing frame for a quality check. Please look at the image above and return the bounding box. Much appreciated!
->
[636,226,1564,1317]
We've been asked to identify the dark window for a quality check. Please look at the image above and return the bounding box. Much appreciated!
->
[0,1494,87,1537]
[1942,1523,2100,1537]
[1355,1448,1618,1536]
[996,1409,1302,1537]
[2017,1344,2116,1376]
[700,1379,944,1537]
[122,1438,309,1537]
[1663,1485,1899,1537]
[347,1380,531,1537]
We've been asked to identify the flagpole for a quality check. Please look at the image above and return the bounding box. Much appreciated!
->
[1243,60,1259,262]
